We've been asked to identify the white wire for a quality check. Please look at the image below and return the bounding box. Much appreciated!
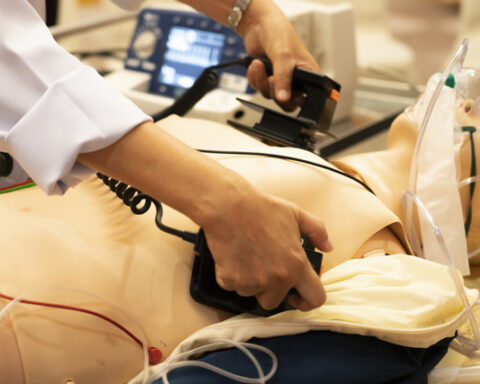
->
[0,286,150,384]
[152,339,278,384]
[459,176,480,190]
[470,248,480,259]
[402,191,480,353]
[450,300,480,358]
[405,39,469,257]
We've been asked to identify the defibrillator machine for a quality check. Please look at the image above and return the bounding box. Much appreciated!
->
[106,1,356,126]
[126,8,251,97]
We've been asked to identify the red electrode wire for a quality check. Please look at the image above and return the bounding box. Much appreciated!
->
[0,292,162,364]
[0,179,35,193]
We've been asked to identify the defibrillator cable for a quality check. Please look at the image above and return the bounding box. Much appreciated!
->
[96,173,197,243]
[97,145,376,244]
[197,149,375,195]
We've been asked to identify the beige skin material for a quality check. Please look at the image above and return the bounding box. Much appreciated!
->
[334,108,479,262]
[331,113,418,225]
[0,116,407,384]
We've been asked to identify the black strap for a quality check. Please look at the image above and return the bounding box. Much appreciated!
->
[461,126,477,235]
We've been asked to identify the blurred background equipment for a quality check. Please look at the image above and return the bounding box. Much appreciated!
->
[104,1,356,126]
[34,0,468,162]
[305,0,415,84]
[45,0,59,26]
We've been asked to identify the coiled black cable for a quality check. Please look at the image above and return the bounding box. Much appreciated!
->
[96,173,144,207]
[97,145,375,236]
[96,173,197,243]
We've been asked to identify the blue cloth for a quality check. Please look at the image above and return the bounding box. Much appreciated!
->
[153,331,452,384]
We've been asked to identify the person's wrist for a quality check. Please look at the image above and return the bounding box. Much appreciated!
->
[235,0,271,37]
[228,0,252,31]
[188,169,254,229]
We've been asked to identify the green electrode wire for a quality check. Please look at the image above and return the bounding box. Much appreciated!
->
[462,126,477,236]
[444,73,477,236]
[0,181,37,194]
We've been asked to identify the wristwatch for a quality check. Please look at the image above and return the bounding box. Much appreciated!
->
[227,0,252,31]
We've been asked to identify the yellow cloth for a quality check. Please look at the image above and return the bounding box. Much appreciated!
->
[131,255,478,384]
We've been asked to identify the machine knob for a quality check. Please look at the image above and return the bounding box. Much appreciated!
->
[133,30,159,59]
[0,152,13,177]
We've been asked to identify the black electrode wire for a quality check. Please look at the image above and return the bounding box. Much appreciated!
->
[96,173,197,243]
[97,146,376,245]
[70,47,127,60]
[196,149,376,195]
[132,194,197,243]
[208,57,252,71]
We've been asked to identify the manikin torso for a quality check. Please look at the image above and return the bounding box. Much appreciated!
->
[0,115,411,384]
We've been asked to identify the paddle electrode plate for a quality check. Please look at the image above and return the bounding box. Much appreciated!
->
[229,60,341,150]
[0,153,13,177]
[130,58,340,315]
[191,230,323,316]
[153,56,341,151]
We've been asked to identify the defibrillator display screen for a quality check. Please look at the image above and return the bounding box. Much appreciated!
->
[159,27,226,93]
[124,9,251,97]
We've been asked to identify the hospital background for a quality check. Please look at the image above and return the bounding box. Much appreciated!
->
[48,0,468,158]
[2,0,480,382]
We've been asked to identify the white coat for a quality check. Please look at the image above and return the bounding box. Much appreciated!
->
[0,0,150,194]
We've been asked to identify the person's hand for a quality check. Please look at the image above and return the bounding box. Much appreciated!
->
[201,179,332,311]
[79,120,331,312]
[237,0,320,111]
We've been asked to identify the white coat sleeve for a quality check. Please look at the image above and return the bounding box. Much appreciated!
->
[0,0,151,194]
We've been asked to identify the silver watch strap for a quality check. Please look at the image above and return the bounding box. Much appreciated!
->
[228,0,252,31]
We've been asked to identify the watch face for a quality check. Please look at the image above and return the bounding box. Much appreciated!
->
[229,7,242,28]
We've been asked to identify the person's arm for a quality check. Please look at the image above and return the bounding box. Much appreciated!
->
[1,0,331,311]
[0,0,151,194]
[78,120,332,311]
[77,0,331,311]
[179,0,319,109]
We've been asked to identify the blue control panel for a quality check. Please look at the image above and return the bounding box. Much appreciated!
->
[125,9,252,98]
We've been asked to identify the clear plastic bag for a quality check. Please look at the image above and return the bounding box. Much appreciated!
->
[404,40,480,383]
[404,40,471,276]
